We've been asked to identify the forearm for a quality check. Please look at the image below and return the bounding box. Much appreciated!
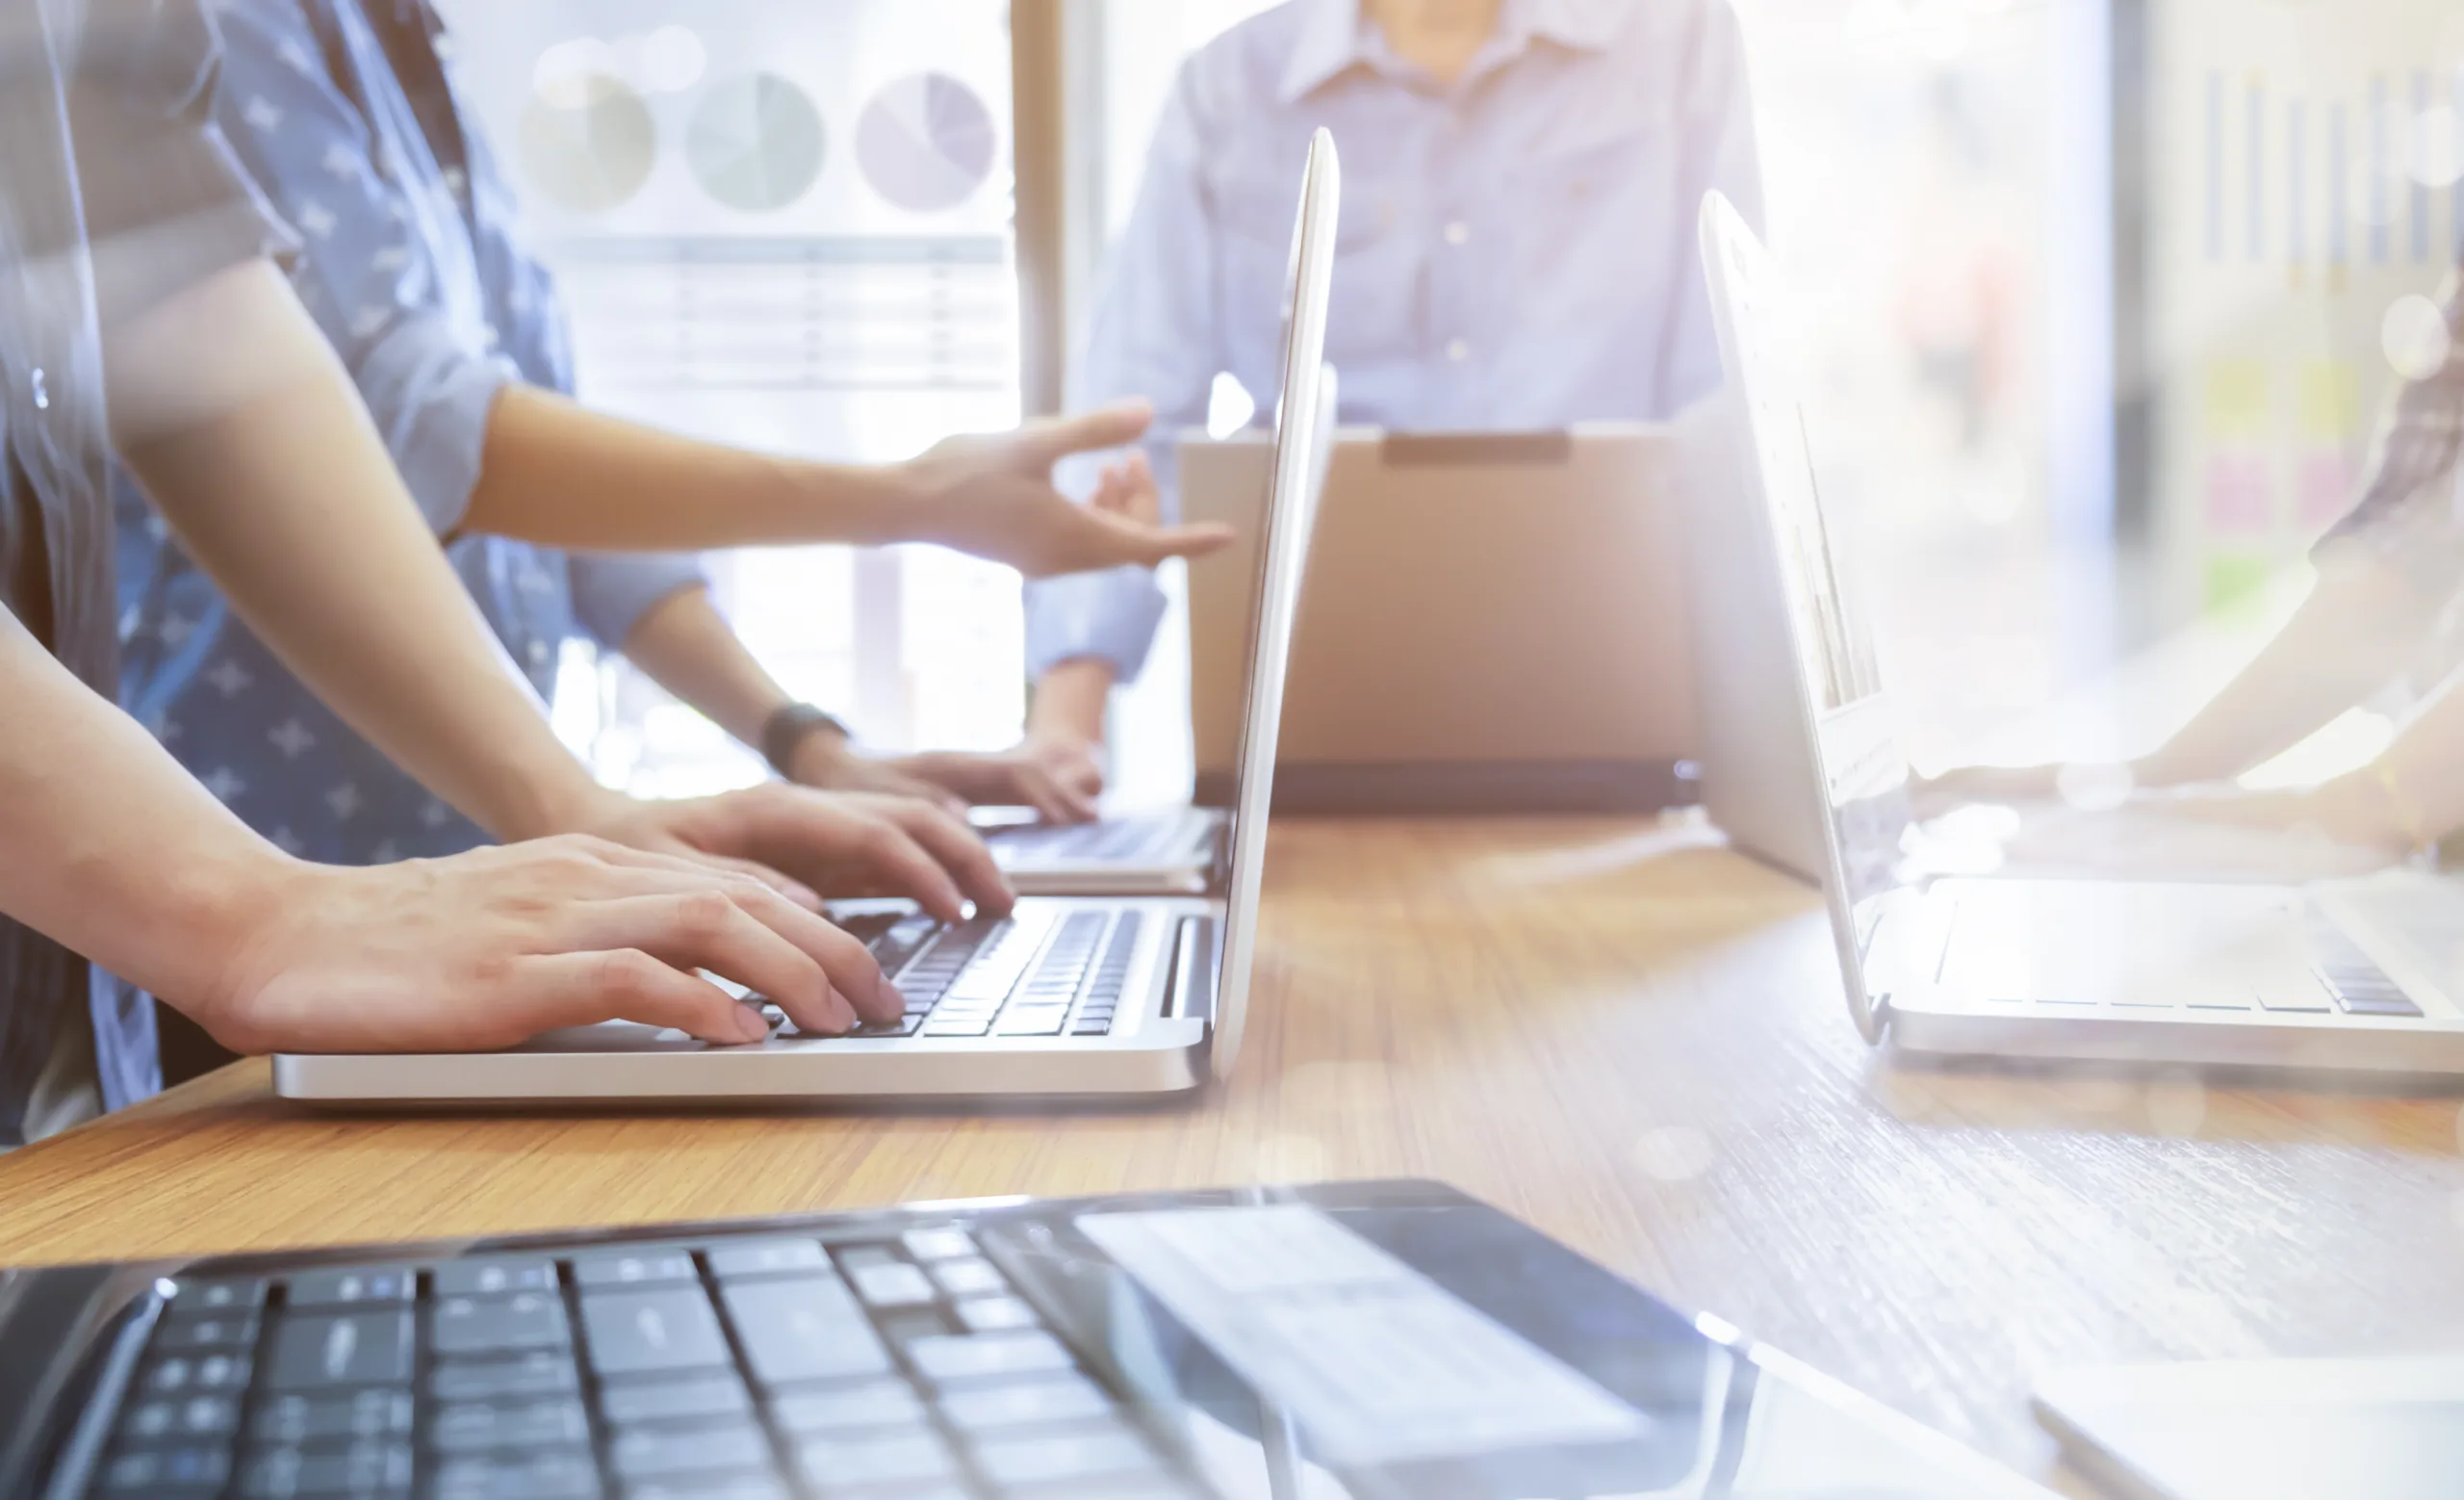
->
[469,386,916,552]
[1030,659,1116,744]
[107,260,616,841]
[2135,556,2438,786]
[617,585,795,749]
[0,608,292,1010]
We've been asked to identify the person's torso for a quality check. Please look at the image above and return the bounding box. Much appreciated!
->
[115,0,580,866]
[1194,0,1713,431]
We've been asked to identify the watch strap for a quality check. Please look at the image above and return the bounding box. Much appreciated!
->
[760,703,854,778]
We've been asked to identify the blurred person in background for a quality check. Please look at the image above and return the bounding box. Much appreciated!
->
[3,0,991,1147]
[1927,255,2464,853]
[123,0,1236,1077]
[1020,0,1762,794]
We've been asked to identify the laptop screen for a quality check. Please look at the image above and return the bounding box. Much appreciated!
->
[1701,194,1917,1041]
[1207,128,1341,1080]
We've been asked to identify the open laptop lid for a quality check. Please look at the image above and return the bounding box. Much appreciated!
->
[1208,128,1339,1081]
[1699,193,1914,1045]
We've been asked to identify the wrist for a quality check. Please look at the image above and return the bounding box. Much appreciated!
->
[785,724,860,786]
[167,841,318,1038]
[813,455,931,549]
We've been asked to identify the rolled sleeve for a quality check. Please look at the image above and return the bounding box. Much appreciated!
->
[568,551,709,648]
[1025,564,1170,682]
[207,0,507,535]
[357,324,516,535]
[64,0,297,329]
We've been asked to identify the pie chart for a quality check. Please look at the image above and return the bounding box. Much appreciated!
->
[855,72,997,214]
[686,72,827,214]
[516,72,655,213]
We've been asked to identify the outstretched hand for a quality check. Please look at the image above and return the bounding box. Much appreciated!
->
[900,401,1235,577]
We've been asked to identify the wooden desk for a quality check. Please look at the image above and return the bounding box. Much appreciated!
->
[3,818,2461,1492]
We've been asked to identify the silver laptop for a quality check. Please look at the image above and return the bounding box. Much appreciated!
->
[2034,1355,2464,1500]
[272,130,1343,1104]
[980,804,1222,897]
[1701,191,2464,1073]
[1180,426,1696,814]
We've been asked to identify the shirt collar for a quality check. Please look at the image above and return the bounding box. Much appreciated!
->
[1277,0,1624,104]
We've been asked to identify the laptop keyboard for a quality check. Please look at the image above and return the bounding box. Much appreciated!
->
[813,911,1145,1041]
[90,1228,1199,1499]
[994,816,1188,865]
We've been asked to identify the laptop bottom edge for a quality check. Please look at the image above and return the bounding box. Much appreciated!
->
[1886,1004,2464,1076]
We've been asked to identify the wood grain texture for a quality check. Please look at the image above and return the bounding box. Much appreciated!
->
[3,817,2461,1491]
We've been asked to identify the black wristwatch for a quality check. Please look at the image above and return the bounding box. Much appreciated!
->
[759,703,855,779]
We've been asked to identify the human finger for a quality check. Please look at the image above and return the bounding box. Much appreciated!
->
[870,798,1015,917]
[740,790,972,922]
[1018,764,1098,826]
[1017,399,1154,467]
[552,854,901,1022]
[571,891,857,1035]
[569,837,824,912]
[1086,508,1238,568]
[501,949,773,1045]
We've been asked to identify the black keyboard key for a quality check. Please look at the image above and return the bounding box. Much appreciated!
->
[972,1424,1157,1488]
[849,1015,922,1037]
[905,1331,1073,1386]
[607,1420,773,1482]
[266,1311,415,1390]
[625,1478,792,1500]
[239,1441,412,1499]
[581,1287,732,1378]
[429,1257,557,1299]
[426,1351,578,1403]
[599,1371,753,1425]
[768,1379,926,1435]
[571,1248,700,1288]
[429,1452,603,1500]
[430,1398,592,1453]
[142,1353,251,1397]
[253,1389,414,1445]
[868,917,945,978]
[937,1374,1113,1432]
[794,1431,955,1489]
[119,1392,244,1442]
[155,1312,259,1352]
[285,1268,415,1308]
[430,1291,572,1357]
[95,1444,231,1495]
[167,1276,268,1314]
[719,1277,892,1386]
[706,1239,831,1281]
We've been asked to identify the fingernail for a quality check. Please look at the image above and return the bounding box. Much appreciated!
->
[735,1001,771,1043]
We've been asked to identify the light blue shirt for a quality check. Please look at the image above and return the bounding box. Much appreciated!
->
[1025,0,1762,682]
[113,0,706,864]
